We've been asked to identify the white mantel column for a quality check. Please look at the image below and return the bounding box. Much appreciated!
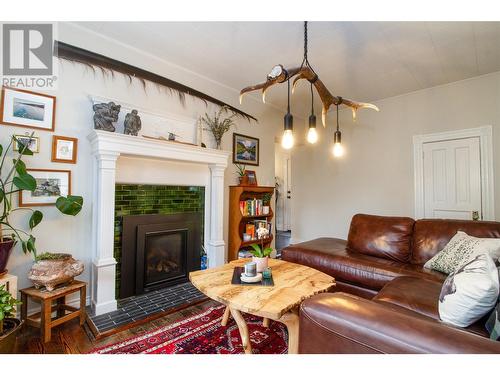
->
[91,151,120,315]
[208,164,226,267]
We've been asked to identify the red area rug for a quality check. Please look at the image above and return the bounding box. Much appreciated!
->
[91,304,288,354]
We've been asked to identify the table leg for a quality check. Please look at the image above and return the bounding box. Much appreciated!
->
[221,306,231,327]
[230,308,252,354]
[41,299,52,343]
[263,318,270,328]
[56,296,66,318]
[278,308,300,354]
[20,292,28,330]
[79,285,86,326]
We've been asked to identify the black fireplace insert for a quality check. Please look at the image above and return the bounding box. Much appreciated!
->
[120,213,202,299]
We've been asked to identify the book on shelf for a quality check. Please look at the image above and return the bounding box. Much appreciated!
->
[239,198,266,216]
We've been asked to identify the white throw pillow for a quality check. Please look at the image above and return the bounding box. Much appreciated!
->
[439,254,499,327]
[424,231,500,274]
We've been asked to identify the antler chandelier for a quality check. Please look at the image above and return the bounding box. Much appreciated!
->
[240,21,379,155]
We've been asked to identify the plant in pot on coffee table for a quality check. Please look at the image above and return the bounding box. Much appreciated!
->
[250,243,273,273]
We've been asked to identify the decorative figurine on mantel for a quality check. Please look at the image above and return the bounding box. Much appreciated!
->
[124,109,142,136]
[93,102,121,132]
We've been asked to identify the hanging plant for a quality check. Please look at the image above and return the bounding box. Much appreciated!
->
[201,106,238,150]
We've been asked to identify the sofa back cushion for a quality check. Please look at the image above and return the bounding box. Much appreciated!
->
[411,219,500,265]
[347,214,415,262]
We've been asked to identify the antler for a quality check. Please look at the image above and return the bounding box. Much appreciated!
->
[240,65,379,126]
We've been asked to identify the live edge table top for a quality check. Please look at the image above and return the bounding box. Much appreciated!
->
[189,258,335,320]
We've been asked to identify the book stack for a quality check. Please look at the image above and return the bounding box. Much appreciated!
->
[239,198,265,216]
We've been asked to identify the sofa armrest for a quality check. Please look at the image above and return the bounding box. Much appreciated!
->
[299,293,500,354]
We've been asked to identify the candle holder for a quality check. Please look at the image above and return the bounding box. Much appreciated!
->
[262,267,272,279]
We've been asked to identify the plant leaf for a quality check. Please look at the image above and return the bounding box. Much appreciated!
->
[0,144,3,157]
[56,195,83,216]
[0,188,3,205]
[29,210,43,229]
[27,235,36,254]
[13,158,27,175]
[13,173,36,191]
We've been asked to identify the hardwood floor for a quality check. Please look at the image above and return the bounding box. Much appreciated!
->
[14,300,218,354]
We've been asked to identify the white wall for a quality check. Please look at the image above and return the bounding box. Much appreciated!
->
[292,72,500,243]
[1,22,283,296]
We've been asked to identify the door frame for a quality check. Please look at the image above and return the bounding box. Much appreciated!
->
[413,126,494,220]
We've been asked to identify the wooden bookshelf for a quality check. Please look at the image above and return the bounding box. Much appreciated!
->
[228,185,275,261]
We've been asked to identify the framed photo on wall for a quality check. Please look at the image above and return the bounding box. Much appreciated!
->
[0,87,56,131]
[52,135,78,164]
[233,133,259,166]
[13,134,40,153]
[19,169,71,207]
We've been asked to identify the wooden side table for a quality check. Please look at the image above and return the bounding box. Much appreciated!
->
[20,280,86,343]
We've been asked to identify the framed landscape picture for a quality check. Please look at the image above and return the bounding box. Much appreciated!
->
[52,135,78,164]
[19,169,71,207]
[233,133,259,166]
[0,87,56,131]
[13,134,40,153]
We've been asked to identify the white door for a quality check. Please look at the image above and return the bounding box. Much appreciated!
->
[423,137,482,220]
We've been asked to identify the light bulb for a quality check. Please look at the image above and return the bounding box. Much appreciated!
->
[332,142,344,157]
[307,127,318,144]
[282,129,294,149]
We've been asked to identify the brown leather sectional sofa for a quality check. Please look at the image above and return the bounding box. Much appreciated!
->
[281,214,500,353]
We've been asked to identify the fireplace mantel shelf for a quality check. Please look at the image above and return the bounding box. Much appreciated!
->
[88,130,230,166]
[88,129,229,315]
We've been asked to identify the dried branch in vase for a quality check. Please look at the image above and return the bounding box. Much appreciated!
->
[200,106,238,150]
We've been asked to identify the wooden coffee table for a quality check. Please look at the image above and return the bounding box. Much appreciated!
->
[189,258,335,354]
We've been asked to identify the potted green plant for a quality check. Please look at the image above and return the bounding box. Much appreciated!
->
[201,106,237,150]
[250,242,273,273]
[0,134,84,274]
[0,284,22,353]
[262,192,272,215]
[235,164,247,185]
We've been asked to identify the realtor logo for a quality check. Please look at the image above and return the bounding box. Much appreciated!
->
[1,23,57,89]
[2,24,53,75]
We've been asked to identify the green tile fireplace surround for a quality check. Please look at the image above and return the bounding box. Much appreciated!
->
[114,184,205,297]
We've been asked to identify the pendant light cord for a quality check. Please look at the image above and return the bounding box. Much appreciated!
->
[310,83,314,114]
[336,104,340,132]
[287,79,291,113]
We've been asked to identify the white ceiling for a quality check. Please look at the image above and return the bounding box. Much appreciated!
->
[73,22,500,115]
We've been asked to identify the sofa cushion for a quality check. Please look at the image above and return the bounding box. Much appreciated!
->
[281,238,446,291]
[438,254,499,328]
[347,214,415,263]
[424,231,500,274]
[373,276,441,319]
[411,219,500,265]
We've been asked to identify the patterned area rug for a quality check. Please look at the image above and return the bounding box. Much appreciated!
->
[90,304,288,354]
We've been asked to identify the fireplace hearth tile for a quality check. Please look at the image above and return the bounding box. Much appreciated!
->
[88,282,206,334]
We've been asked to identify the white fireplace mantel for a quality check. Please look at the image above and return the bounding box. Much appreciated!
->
[87,130,230,315]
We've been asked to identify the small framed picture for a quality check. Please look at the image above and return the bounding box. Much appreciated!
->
[13,134,40,153]
[52,135,78,164]
[245,170,258,186]
[233,133,259,166]
[19,169,71,207]
[0,87,56,131]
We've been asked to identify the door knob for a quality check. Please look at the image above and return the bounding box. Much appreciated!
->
[472,211,480,221]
